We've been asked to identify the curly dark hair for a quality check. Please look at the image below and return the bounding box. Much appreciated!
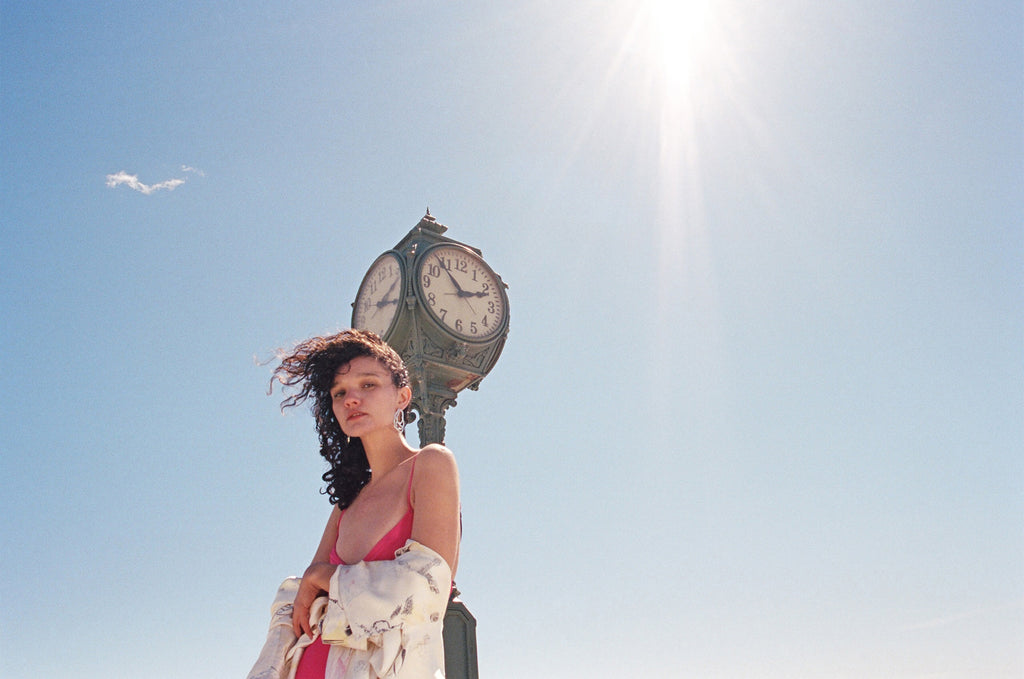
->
[271,329,411,509]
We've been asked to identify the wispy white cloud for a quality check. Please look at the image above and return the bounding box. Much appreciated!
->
[105,166,204,195]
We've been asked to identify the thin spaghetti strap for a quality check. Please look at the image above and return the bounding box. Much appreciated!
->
[407,455,417,506]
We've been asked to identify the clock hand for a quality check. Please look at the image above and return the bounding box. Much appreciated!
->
[370,275,402,310]
[436,256,467,294]
[435,256,481,314]
[451,288,489,298]
[376,276,401,306]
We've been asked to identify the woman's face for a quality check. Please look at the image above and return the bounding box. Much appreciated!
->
[330,355,409,438]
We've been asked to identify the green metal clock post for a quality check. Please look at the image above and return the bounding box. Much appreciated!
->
[351,211,510,679]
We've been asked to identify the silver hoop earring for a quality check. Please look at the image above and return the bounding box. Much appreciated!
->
[393,409,405,433]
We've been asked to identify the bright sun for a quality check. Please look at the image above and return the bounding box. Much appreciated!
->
[612,0,735,334]
[645,0,715,95]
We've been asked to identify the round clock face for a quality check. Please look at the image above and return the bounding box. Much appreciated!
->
[416,244,507,342]
[352,252,404,338]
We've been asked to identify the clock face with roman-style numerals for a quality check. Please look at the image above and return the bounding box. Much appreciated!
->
[352,252,404,338]
[416,244,507,342]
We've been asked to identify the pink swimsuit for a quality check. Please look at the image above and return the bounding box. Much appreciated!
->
[293,461,416,679]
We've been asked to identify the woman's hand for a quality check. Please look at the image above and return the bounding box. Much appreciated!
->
[291,561,336,638]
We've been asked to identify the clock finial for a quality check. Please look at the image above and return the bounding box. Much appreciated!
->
[425,206,431,217]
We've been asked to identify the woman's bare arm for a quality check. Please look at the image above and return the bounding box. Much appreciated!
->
[409,444,461,579]
[292,505,341,637]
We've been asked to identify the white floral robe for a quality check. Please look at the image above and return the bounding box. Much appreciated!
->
[247,540,451,679]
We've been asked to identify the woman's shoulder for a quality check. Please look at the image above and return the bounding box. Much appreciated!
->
[414,444,458,471]
[411,444,459,488]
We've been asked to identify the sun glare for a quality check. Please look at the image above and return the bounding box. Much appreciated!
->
[646,0,714,95]
[612,0,735,364]
[619,0,725,251]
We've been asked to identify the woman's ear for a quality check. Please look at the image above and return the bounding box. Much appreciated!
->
[398,385,412,410]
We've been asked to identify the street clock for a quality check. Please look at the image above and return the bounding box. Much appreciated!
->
[351,211,494,679]
[415,243,508,342]
[352,252,404,338]
[351,211,509,445]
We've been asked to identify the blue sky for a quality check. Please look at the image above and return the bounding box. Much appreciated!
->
[1,2,1021,677]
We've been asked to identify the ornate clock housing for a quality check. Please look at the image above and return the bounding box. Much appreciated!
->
[415,243,508,342]
[352,251,404,338]
[349,211,509,446]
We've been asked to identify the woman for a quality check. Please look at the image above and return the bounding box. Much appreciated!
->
[267,329,460,679]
